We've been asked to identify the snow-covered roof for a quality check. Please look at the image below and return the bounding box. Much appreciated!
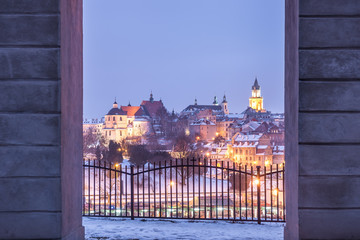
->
[234,134,262,142]
[190,118,216,126]
[226,113,245,119]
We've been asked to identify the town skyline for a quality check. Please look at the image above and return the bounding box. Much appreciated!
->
[83,0,284,118]
[84,77,283,119]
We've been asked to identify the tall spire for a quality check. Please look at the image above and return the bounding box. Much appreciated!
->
[128,101,131,106]
[222,94,227,103]
[252,77,260,90]
[213,96,218,105]
[150,91,154,102]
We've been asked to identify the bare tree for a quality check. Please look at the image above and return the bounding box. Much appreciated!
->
[83,127,97,155]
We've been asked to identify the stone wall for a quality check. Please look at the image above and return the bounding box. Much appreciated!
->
[0,0,83,239]
[286,0,360,239]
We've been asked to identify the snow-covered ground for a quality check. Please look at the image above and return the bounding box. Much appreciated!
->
[84,217,284,240]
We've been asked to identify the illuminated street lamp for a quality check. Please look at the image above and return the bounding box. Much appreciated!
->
[254,179,260,185]
[273,188,278,196]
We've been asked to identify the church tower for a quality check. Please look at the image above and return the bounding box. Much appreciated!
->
[249,78,264,111]
[221,94,229,115]
[150,91,154,103]
[213,96,218,105]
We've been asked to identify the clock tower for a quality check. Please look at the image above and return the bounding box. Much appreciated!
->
[249,78,264,112]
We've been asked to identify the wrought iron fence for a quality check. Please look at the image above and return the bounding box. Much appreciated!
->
[82,158,285,223]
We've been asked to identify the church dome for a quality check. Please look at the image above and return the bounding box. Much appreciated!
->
[107,108,126,115]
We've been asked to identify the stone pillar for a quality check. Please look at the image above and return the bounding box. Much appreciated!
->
[286,0,360,239]
[0,0,84,239]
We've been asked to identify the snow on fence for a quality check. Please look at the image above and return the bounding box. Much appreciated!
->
[82,159,285,223]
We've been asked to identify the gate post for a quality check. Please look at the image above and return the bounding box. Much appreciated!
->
[130,165,134,220]
[257,166,261,224]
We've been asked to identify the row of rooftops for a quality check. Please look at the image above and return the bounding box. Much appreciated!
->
[105,93,166,119]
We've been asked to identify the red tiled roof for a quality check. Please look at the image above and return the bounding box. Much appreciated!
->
[140,100,165,118]
[121,106,141,116]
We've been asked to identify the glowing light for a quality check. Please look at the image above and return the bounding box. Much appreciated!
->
[253,161,257,165]
[115,163,119,167]
[265,160,269,165]
[170,181,175,186]
[206,153,210,156]
[254,179,260,185]
[273,189,278,196]
[196,136,200,140]
[216,132,219,136]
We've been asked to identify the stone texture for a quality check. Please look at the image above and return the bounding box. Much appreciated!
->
[0,212,61,239]
[299,113,360,143]
[300,50,360,79]
[0,0,59,13]
[299,209,360,239]
[284,0,299,239]
[299,81,360,111]
[0,15,59,46]
[0,114,60,145]
[0,146,60,177]
[300,0,360,16]
[299,176,360,208]
[0,48,59,79]
[0,81,60,112]
[0,0,84,239]
[300,145,360,176]
[0,178,61,211]
[300,18,360,48]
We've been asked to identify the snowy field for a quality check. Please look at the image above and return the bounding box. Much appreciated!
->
[84,217,284,240]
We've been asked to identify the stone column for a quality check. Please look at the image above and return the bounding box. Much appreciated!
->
[0,0,84,239]
[286,0,360,239]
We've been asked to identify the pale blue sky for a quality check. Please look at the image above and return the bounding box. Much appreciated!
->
[83,0,284,118]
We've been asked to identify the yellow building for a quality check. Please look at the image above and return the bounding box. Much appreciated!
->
[103,100,128,142]
[249,78,265,112]
[227,133,275,167]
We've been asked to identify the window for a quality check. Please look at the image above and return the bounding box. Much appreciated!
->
[120,117,122,121]
[109,131,111,136]
[113,117,115,121]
